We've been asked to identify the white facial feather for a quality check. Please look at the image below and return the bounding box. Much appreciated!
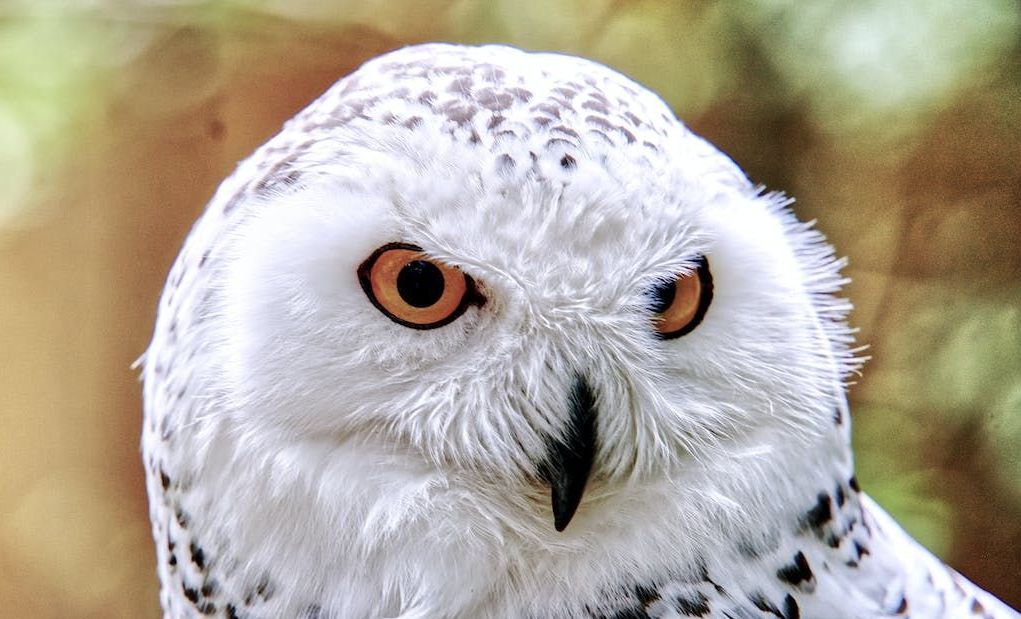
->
[141,43,1018,618]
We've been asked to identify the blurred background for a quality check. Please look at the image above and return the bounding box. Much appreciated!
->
[0,0,1018,616]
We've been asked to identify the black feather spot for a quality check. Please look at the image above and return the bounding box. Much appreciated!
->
[675,591,710,616]
[803,492,833,531]
[634,584,659,605]
[782,594,800,619]
[254,577,273,601]
[749,592,783,616]
[190,541,206,570]
[200,579,217,597]
[777,551,814,587]
[853,541,870,559]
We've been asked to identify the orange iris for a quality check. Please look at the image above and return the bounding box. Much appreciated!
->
[358,243,479,329]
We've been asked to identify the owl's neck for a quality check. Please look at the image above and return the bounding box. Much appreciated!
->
[155,395,858,617]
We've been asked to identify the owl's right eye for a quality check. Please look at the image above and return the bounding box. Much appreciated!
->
[357,243,482,329]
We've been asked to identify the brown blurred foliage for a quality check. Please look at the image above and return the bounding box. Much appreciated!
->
[0,1,1018,616]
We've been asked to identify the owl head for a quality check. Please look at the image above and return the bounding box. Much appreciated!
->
[167,45,858,552]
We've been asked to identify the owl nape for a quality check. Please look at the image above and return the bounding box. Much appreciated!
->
[141,43,1019,618]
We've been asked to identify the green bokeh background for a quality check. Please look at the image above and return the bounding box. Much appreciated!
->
[0,1,1018,616]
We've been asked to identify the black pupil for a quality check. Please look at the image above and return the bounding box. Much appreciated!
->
[648,279,676,314]
[396,260,445,308]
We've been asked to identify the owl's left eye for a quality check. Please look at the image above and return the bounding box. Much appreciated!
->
[358,243,482,329]
[647,256,713,339]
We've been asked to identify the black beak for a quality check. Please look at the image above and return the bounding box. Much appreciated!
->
[540,375,597,532]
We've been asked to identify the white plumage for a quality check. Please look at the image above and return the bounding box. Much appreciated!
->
[141,43,1018,618]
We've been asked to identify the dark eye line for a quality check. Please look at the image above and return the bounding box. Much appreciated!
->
[362,241,425,261]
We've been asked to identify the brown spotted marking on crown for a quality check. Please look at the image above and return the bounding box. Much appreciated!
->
[206,43,746,222]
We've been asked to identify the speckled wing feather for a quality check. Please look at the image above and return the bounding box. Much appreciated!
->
[598,490,1018,619]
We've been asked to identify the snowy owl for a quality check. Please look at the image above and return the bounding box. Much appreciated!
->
[141,43,1019,618]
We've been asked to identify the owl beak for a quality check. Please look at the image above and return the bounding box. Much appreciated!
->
[540,375,597,532]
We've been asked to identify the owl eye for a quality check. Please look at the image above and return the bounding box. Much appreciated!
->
[648,256,713,339]
[358,243,481,329]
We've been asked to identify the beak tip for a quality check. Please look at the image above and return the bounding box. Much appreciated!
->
[552,502,575,532]
[541,374,598,534]
[550,475,585,532]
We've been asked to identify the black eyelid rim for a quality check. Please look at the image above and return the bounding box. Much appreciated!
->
[357,242,485,330]
[654,255,713,340]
